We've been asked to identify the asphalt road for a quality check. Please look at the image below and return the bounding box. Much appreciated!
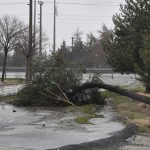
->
[49,124,138,150]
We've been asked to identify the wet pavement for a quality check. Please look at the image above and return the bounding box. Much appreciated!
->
[83,73,140,87]
[0,103,124,150]
[0,84,23,96]
[0,72,25,79]
[50,124,138,150]
[0,73,144,149]
[120,133,150,150]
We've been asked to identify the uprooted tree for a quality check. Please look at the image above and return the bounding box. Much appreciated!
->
[15,54,105,106]
[15,53,150,106]
[69,82,150,105]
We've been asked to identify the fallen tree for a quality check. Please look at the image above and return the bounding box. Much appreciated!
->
[15,55,150,106]
[15,56,105,106]
[69,82,150,105]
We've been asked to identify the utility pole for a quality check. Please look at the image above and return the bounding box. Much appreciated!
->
[53,0,56,53]
[34,0,36,45]
[29,0,33,56]
[28,0,33,82]
[38,1,44,56]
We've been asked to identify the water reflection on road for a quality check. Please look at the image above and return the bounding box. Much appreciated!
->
[0,103,124,150]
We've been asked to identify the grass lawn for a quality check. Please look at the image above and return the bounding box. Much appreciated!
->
[2,78,25,85]
[75,104,104,124]
[102,89,150,133]
[0,95,17,103]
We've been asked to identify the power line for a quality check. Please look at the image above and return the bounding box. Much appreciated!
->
[0,2,25,5]
[0,1,120,6]
[47,19,112,22]
[47,21,111,24]
[6,13,113,18]
[43,15,113,21]
[43,14,113,18]
[51,14,113,18]
[4,14,113,21]
[46,1,120,6]
[58,20,111,22]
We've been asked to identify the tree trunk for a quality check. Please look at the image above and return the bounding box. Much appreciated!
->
[145,73,150,93]
[26,55,33,83]
[145,84,150,93]
[1,51,8,83]
[70,82,150,105]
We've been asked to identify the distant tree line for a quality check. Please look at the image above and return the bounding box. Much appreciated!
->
[0,28,109,69]
[57,28,109,68]
[0,14,108,83]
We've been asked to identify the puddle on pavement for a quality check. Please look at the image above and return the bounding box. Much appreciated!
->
[0,103,125,150]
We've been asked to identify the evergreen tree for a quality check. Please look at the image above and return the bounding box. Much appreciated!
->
[57,40,71,64]
[71,28,84,66]
[106,0,150,92]
[56,29,108,68]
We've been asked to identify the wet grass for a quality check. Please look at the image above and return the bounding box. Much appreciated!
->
[75,116,91,124]
[102,90,150,133]
[80,104,96,114]
[3,78,25,85]
[130,86,145,93]
[0,95,16,103]
[75,104,104,124]
[75,113,104,124]
[120,85,145,93]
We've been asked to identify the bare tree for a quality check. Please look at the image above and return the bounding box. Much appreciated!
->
[17,27,48,82]
[0,15,25,82]
[17,27,35,82]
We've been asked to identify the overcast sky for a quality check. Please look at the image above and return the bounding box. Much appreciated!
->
[0,0,125,50]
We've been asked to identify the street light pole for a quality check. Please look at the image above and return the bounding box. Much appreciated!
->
[34,0,36,45]
[29,0,33,56]
[38,1,44,56]
[53,0,56,53]
[28,0,33,82]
